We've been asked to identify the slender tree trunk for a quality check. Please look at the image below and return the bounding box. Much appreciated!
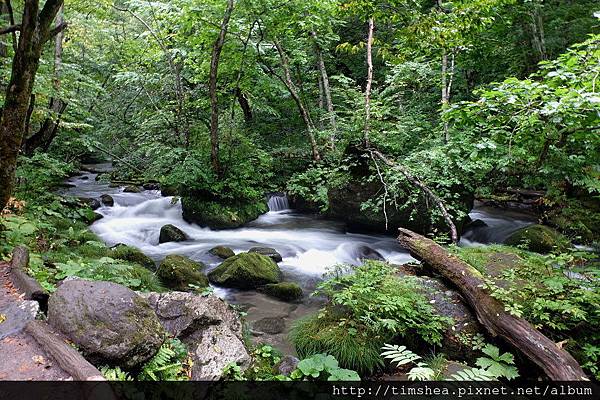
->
[530,1,547,62]
[310,31,336,146]
[273,40,321,162]
[0,0,66,211]
[364,17,374,146]
[317,72,324,130]
[23,4,67,154]
[208,0,234,176]
[441,50,454,143]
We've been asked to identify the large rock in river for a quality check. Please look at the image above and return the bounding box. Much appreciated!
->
[157,255,208,291]
[47,280,164,368]
[181,198,267,229]
[141,291,251,380]
[326,144,473,234]
[208,253,281,289]
[249,247,283,262]
[208,245,235,259]
[100,194,114,206]
[504,224,570,253]
[259,282,303,301]
[159,224,188,243]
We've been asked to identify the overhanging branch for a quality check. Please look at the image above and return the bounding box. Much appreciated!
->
[0,24,21,35]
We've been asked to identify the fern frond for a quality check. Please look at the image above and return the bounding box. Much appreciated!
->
[449,367,495,381]
[380,344,421,367]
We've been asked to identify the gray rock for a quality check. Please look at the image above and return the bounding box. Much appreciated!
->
[248,247,283,263]
[252,317,285,334]
[142,292,250,381]
[412,275,484,362]
[143,182,160,190]
[48,280,164,368]
[276,355,299,376]
[100,194,114,206]
[159,224,188,243]
[123,185,141,193]
[0,301,39,340]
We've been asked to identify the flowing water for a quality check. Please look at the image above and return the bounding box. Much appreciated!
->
[62,165,535,354]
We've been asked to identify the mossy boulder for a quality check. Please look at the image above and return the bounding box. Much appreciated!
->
[159,224,188,243]
[181,198,268,229]
[47,279,164,369]
[77,197,101,210]
[209,246,235,259]
[208,253,281,289]
[157,255,209,291]
[504,224,571,253]
[260,282,303,301]
[111,244,156,271]
[123,185,141,193]
[249,247,283,262]
[544,199,600,244]
[161,184,179,197]
[326,143,473,234]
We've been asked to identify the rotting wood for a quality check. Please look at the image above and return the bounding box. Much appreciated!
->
[26,320,106,381]
[397,228,588,381]
[9,245,49,310]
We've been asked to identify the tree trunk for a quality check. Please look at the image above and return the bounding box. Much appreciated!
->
[530,1,547,62]
[235,88,253,123]
[397,229,588,381]
[311,31,336,146]
[364,17,374,146]
[208,0,234,176]
[23,4,67,155]
[273,40,321,162]
[0,0,65,211]
[441,50,455,143]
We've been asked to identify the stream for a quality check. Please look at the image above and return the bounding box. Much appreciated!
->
[62,164,536,354]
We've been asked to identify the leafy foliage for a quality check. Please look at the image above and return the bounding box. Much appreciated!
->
[289,353,360,381]
[316,261,452,344]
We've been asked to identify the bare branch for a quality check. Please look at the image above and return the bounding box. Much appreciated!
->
[0,24,21,35]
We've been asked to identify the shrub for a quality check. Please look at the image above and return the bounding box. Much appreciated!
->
[317,261,452,344]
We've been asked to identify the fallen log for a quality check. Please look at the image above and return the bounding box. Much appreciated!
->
[25,320,106,381]
[9,245,49,311]
[397,228,587,381]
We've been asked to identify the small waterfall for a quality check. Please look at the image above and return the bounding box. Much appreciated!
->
[267,193,290,212]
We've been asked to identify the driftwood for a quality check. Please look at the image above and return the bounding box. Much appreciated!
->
[9,245,49,310]
[397,228,587,381]
[26,320,106,381]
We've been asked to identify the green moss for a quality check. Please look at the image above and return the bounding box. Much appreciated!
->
[546,200,600,244]
[181,198,268,229]
[289,312,386,374]
[261,282,303,301]
[504,224,571,253]
[208,253,281,289]
[111,245,156,271]
[208,246,235,259]
[157,255,208,291]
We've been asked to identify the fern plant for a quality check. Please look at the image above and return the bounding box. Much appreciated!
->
[100,366,132,381]
[380,344,434,381]
[138,338,190,381]
[381,343,519,381]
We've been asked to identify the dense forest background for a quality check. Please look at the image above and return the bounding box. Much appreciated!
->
[1,0,598,241]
